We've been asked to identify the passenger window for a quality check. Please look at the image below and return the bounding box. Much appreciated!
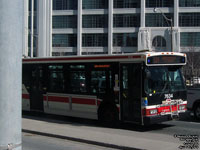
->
[90,70,111,94]
[69,65,86,93]
[48,65,65,93]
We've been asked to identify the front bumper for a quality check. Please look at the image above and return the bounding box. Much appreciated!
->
[143,115,172,125]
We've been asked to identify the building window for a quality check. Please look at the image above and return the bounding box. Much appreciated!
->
[113,14,140,27]
[179,13,200,27]
[82,34,108,47]
[113,33,137,47]
[53,0,77,10]
[152,36,166,48]
[180,32,200,47]
[146,0,173,7]
[113,0,140,8]
[146,13,173,27]
[29,0,37,11]
[52,15,77,28]
[52,34,77,47]
[179,0,200,7]
[82,15,108,28]
[82,0,108,9]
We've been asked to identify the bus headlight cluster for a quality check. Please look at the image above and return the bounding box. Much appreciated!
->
[150,109,158,115]
[179,105,186,110]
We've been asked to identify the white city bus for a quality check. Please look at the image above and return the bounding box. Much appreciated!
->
[22,51,187,125]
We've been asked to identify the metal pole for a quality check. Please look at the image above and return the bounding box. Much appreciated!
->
[0,0,23,150]
[153,8,173,52]
[170,19,173,52]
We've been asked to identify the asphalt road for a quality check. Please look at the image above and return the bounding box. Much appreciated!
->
[22,111,199,150]
[22,133,118,150]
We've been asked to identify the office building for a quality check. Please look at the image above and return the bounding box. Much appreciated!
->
[23,0,200,57]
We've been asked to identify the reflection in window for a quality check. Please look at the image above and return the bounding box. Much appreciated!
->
[82,0,108,9]
[53,0,77,10]
[82,34,108,47]
[152,36,166,48]
[82,15,108,28]
[179,0,200,7]
[180,32,200,47]
[146,13,173,27]
[146,0,173,7]
[69,65,86,93]
[179,13,200,27]
[52,16,77,28]
[48,65,65,93]
[113,14,140,27]
[113,33,137,47]
[52,34,77,47]
[114,0,140,8]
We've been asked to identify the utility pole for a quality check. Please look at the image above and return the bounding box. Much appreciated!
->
[154,8,173,52]
[0,0,23,150]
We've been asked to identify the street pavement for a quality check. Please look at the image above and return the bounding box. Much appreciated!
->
[22,115,186,150]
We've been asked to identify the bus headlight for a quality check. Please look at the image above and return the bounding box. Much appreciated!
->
[179,105,186,110]
[150,109,157,115]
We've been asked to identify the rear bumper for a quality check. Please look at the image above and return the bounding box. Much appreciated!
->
[143,115,172,125]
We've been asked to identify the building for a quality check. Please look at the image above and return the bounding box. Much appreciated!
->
[23,0,200,57]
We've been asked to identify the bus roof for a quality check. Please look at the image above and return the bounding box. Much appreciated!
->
[23,52,186,65]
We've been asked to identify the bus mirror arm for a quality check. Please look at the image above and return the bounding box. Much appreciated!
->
[145,69,151,79]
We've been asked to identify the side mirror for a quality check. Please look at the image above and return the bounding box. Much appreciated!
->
[145,69,151,79]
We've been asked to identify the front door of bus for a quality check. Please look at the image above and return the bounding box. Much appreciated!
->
[120,63,142,123]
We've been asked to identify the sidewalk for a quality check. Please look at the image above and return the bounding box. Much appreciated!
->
[22,116,182,150]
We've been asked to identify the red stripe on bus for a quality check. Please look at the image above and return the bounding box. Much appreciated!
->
[44,96,69,103]
[23,55,141,62]
[72,98,96,105]
[22,94,29,99]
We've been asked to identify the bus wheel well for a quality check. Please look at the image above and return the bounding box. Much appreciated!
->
[97,101,119,127]
[193,100,200,120]
[193,100,200,110]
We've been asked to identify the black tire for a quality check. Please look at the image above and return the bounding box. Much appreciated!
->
[98,104,119,127]
[194,103,200,121]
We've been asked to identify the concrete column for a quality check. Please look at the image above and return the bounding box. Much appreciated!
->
[108,0,113,55]
[77,0,82,56]
[140,0,145,27]
[46,0,52,57]
[30,0,34,57]
[38,0,47,57]
[174,0,179,27]
[23,0,29,57]
[0,0,22,150]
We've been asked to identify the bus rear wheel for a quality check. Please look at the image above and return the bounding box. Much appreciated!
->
[98,104,119,127]
[194,103,200,120]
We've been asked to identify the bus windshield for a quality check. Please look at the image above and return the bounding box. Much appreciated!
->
[145,66,186,94]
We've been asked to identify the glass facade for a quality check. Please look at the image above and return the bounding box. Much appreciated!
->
[82,15,108,28]
[146,0,173,7]
[180,32,200,47]
[179,13,200,27]
[146,13,173,27]
[52,34,77,47]
[179,0,200,7]
[113,0,140,8]
[113,14,140,27]
[82,34,108,47]
[82,0,108,9]
[53,0,77,10]
[52,15,77,28]
[113,33,137,47]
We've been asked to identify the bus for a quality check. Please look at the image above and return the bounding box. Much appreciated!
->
[22,51,187,126]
